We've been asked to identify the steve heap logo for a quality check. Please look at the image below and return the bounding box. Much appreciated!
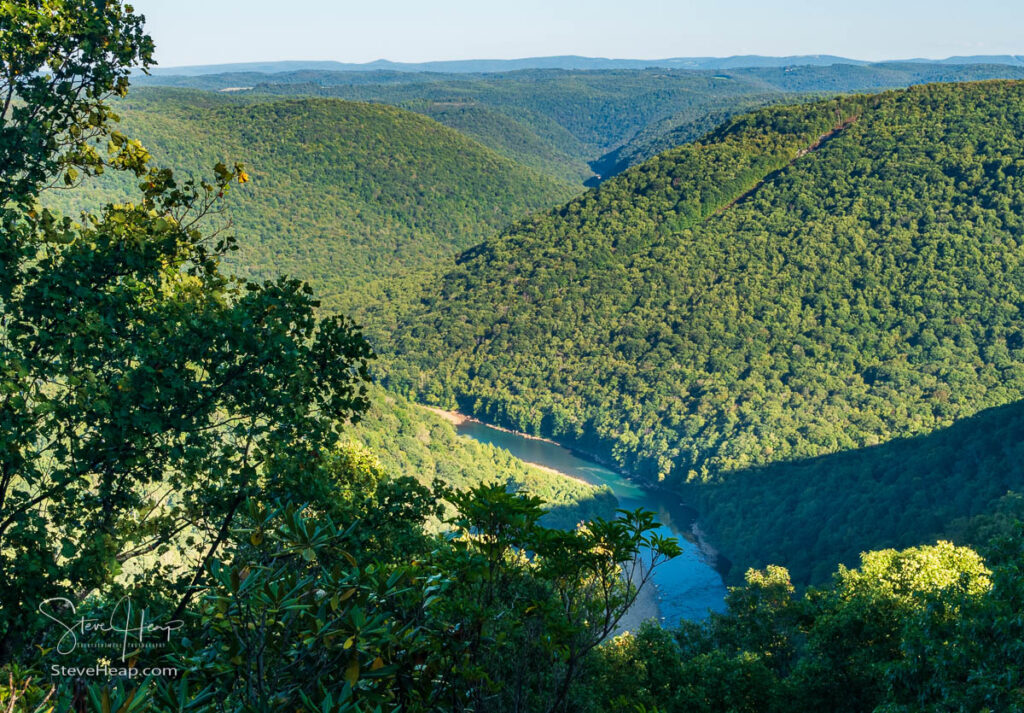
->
[37,596,185,662]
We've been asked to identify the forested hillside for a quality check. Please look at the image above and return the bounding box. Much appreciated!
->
[379,81,1024,577]
[400,100,592,183]
[51,88,575,310]
[138,64,1024,182]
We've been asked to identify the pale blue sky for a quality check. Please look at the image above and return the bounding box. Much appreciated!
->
[132,0,1023,68]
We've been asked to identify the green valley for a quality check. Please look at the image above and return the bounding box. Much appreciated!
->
[380,80,1024,581]
[11,1,1024,708]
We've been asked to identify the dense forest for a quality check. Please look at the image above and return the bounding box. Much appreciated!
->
[3,9,671,710]
[138,62,1024,181]
[48,88,574,310]
[8,2,1024,710]
[379,81,1024,578]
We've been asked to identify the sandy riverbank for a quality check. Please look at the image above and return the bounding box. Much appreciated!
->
[614,563,662,634]
[422,405,468,425]
[517,459,595,487]
[421,406,563,446]
[421,406,595,487]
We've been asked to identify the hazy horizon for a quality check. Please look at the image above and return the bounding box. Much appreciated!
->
[132,0,1023,69]
[148,51,1024,73]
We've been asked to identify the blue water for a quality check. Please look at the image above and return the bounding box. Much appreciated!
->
[455,419,727,624]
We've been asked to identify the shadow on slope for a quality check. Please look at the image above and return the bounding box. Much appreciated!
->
[691,399,1024,586]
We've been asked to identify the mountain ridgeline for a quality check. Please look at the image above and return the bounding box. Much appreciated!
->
[379,80,1024,578]
[137,63,1024,183]
[140,54,1024,77]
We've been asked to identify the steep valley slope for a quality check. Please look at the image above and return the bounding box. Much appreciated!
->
[377,81,1024,579]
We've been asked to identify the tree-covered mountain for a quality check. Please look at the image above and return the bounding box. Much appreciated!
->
[136,64,1024,183]
[51,88,575,311]
[400,99,593,183]
[377,81,1024,574]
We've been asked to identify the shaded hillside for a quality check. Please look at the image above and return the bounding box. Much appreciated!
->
[51,88,575,311]
[380,82,1024,496]
[692,399,1024,585]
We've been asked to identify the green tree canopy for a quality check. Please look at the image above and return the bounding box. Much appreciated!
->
[0,0,153,204]
[0,0,374,657]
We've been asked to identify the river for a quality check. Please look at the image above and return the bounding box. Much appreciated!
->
[454,418,728,624]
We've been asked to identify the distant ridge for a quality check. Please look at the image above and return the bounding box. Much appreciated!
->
[144,55,863,76]
[145,54,1024,76]
[900,54,1024,66]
